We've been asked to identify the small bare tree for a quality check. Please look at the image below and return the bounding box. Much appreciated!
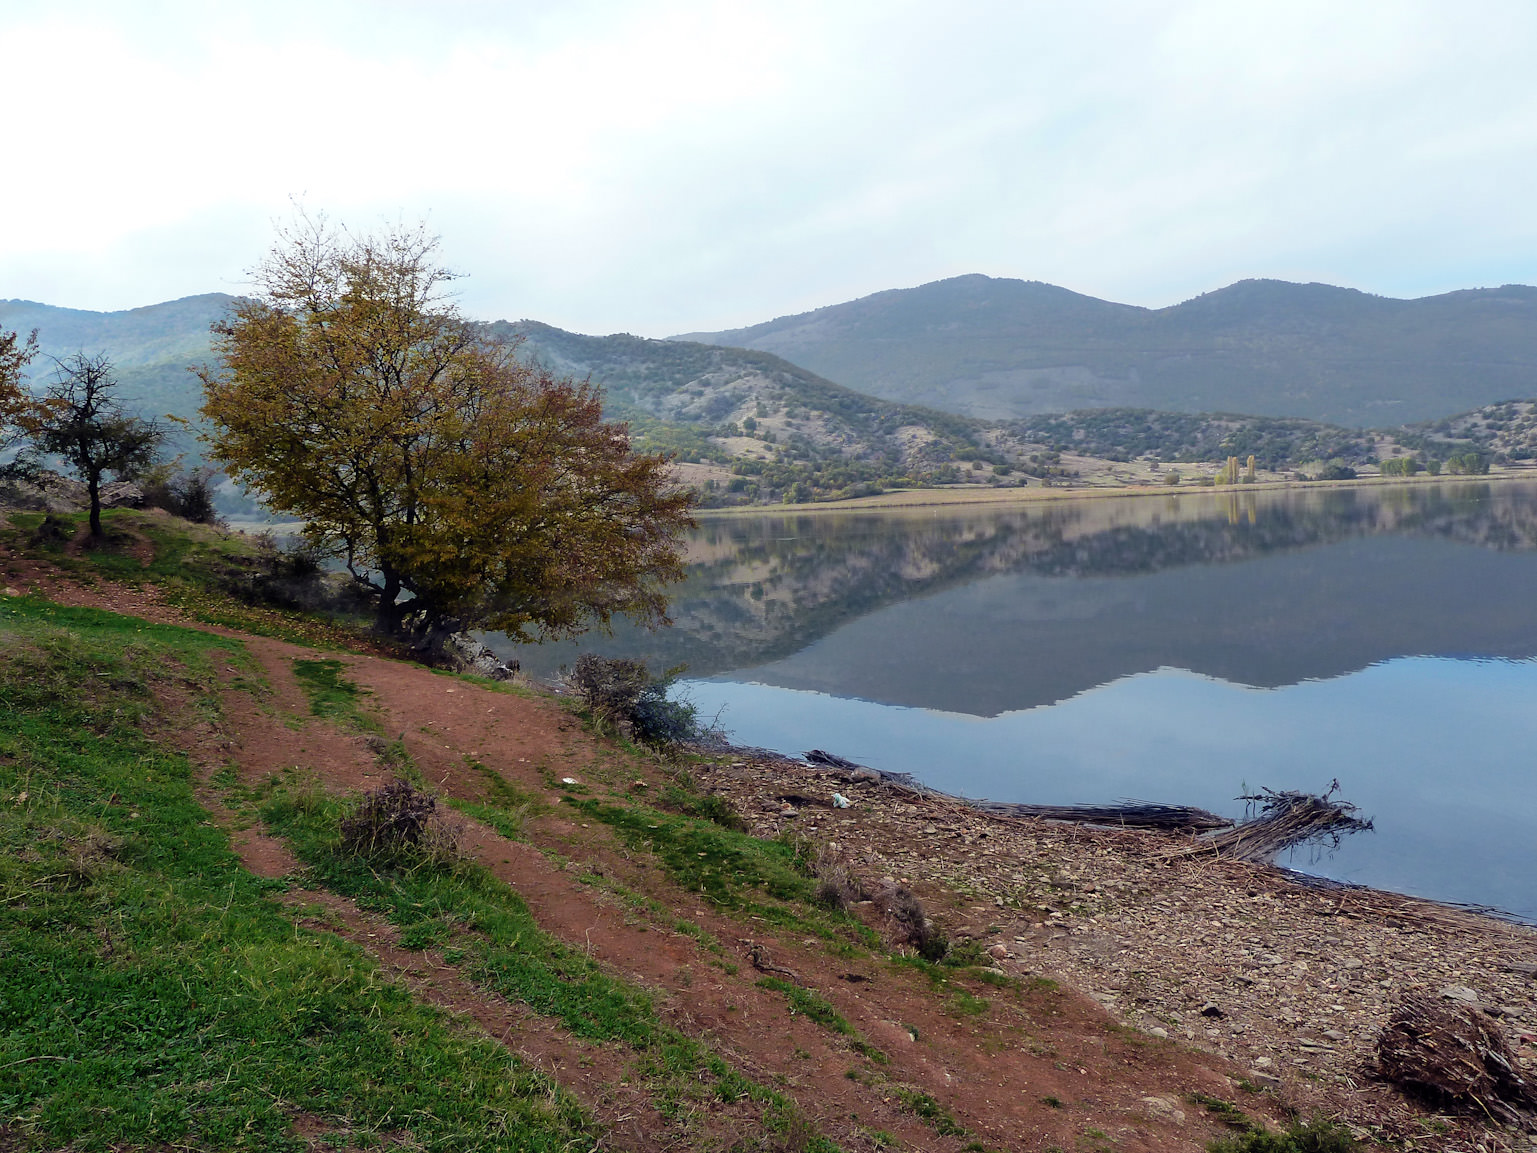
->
[25,353,165,539]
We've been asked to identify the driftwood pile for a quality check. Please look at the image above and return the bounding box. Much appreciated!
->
[804,751,1374,860]
[972,800,1231,832]
[1188,783,1373,863]
[1377,992,1537,1132]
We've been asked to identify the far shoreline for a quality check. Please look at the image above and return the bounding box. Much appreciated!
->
[694,465,1537,517]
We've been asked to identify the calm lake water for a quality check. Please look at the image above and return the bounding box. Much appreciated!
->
[502,480,1537,922]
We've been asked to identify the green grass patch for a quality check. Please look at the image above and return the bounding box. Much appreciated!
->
[1208,1118,1361,1152]
[754,977,887,1063]
[569,794,878,948]
[291,658,380,731]
[450,799,529,842]
[892,1087,967,1138]
[888,956,993,1016]
[0,597,594,1152]
[464,757,547,815]
[1190,1093,1252,1130]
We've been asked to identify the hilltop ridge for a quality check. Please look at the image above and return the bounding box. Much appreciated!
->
[678,275,1537,425]
[8,288,1537,507]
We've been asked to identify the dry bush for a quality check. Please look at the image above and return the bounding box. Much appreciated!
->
[339,779,461,866]
[811,844,866,912]
[567,653,651,722]
[1377,992,1537,1131]
[873,880,948,961]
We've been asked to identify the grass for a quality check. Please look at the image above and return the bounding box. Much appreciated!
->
[1207,1118,1361,1152]
[891,1087,967,1138]
[1190,1092,1253,1130]
[257,775,844,1152]
[569,792,880,949]
[3,508,367,648]
[754,976,887,1063]
[291,657,380,732]
[0,596,595,1151]
[888,955,995,1016]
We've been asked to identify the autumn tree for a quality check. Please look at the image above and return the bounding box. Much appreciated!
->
[198,217,695,656]
[0,326,38,466]
[25,353,166,538]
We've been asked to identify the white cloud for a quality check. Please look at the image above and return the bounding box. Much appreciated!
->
[3,0,1536,332]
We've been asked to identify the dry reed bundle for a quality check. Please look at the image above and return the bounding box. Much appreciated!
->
[1377,992,1537,1131]
[1177,782,1372,863]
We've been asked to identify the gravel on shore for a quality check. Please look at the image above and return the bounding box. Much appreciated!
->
[697,751,1537,1151]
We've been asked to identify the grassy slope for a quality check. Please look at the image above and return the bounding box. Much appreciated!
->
[0,598,591,1151]
[0,516,862,1150]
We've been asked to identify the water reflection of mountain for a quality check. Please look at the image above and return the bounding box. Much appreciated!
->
[502,481,1537,713]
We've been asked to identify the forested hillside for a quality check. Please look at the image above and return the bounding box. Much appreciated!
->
[0,294,232,427]
[500,320,1019,503]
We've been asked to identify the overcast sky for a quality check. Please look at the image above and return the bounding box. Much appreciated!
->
[4,0,1536,336]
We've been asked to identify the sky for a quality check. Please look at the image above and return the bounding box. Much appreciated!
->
[4,0,1537,336]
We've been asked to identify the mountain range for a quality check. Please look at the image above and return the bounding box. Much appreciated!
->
[4,275,1536,505]
[678,275,1537,426]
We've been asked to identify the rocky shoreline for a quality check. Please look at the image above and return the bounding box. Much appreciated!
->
[696,748,1537,1150]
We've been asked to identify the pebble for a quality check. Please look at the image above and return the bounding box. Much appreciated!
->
[1439,984,1480,1005]
[1140,1096,1185,1125]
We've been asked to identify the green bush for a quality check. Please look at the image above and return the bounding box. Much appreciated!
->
[567,654,699,745]
[1208,1118,1359,1153]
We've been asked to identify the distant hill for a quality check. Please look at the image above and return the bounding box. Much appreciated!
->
[676,275,1537,426]
[0,293,234,426]
[496,320,1005,503]
[5,291,1529,509]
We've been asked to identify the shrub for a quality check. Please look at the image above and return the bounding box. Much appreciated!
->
[339,779,460,865]
[875,880,948,961]
[142,465,222,524]
[223,536,368,617]
[566,654,699,746]
[811,844,866,912]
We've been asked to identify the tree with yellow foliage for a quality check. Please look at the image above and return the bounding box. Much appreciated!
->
[0,325,38,460]
[198,217,694,656]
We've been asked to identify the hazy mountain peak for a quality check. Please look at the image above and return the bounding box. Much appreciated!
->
[679,276,1537,425]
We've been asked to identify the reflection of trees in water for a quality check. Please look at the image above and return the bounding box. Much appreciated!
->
[564,481,1537,676]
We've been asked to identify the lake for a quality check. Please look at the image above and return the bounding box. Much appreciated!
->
[501,480,1537,922]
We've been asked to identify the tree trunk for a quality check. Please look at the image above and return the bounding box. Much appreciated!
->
[374,570,402,637]
[86,470,103,539]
